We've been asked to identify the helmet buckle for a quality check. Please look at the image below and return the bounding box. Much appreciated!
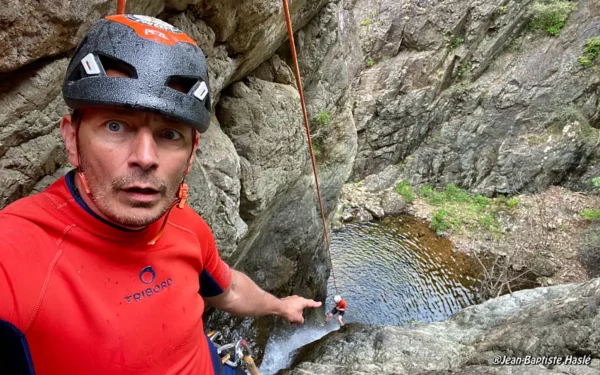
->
[177,182,188,209]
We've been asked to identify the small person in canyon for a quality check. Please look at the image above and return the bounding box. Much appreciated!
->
[325,294,347,326]
[0,14,321,375]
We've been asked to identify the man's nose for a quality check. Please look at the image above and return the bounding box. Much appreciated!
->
[129,129,159,170]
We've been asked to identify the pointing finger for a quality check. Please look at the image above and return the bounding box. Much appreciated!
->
[304,299,322,308]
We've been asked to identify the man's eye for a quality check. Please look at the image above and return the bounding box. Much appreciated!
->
[161,130,182,140]
[106,122,123,132]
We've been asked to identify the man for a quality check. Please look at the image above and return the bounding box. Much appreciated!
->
[0,14,321,375]
[325,295,347,326]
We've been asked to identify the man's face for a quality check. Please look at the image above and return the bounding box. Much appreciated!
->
[63,108,197,228]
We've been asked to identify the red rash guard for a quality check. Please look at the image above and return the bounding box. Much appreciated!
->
[0,170,231,374]
[336,299,347,310]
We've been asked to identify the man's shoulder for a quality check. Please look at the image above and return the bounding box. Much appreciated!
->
[0,184,66,251]
[168,205,212,237]
[1,194,48,229]
[1,176,68,218]
[0,205,58,269]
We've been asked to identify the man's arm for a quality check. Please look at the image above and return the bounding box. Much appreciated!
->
[204,269,321,324]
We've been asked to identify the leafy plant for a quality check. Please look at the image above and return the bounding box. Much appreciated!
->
[529,0,577,36]
[507,197,519,209]
[581,208,600,221]
[415,184,504,235]
[316,110,331,127]
[498,5,509,14]
[431,209,452,234]
[592,177,600,187]
[395,181,415,202]
[579,38,600,68]
[360,18,372,27]
[445,183,471,203]
[450,35,464,49]
[366,58,376,67]
[457,61,472,77]
[478,214,496,230]
[474,194,490,210]
[310,137,323,160]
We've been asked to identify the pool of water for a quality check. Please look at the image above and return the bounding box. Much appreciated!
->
[260,215,479,374]
[324,215,477,326]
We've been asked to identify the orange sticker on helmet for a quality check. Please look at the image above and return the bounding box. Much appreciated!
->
[106,14,197,47]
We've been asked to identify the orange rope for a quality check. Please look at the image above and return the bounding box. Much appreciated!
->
[281,0,338,293]
[117,0,126,14]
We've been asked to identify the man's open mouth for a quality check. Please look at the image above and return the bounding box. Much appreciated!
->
[124,187,159,194]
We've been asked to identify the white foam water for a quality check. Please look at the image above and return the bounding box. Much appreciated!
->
[259,323,339,375]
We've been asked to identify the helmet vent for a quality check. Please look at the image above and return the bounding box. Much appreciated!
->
[98,54,137,78]
[166,76,199,94]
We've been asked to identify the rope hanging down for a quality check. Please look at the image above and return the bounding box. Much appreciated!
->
[281,0,338,293]
[117,0,126,14]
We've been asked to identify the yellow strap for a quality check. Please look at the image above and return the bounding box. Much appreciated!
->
[221,354,231,364]
[244,356,260,375]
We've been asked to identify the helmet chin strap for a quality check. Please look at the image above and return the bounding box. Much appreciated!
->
[148,131,197,245]
[73,110,92,196]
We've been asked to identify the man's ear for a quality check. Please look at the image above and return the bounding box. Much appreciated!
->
[185,133,200,175]
[60,114,80,168]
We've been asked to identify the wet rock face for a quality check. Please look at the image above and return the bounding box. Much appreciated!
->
[281,278,600,375]
[351,0,600,196]
[0,58,70,208]
[217,75,307,222]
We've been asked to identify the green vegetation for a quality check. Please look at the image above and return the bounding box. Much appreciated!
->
[316,110,331,127]
[507,197,519,209]
[397,182,523,235]
[527,134,549,145]
[310,137,323,161]
[579,38,600,68]
[592,177,600,187]
[457,61,472,77]
[581,208,600,221]
[431,209,453,235]
[366,57,376,67]
[395,180,415,202]
[498,5,509,14]
[359,18,372,27]
[450,35,464,49]
[529,0,577,36]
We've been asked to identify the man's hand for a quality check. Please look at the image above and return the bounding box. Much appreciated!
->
[205,270,322,323]
[278,296,322,324]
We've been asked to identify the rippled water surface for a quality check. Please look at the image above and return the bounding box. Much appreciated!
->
[260,215,478,374]
[325,216,477,325]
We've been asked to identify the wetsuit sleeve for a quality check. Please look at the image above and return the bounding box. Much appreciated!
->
[198,222,232,298]
[0,231,51,375]
[0,217,59,332]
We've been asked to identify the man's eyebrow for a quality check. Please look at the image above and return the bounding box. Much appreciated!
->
[103,108,187,127]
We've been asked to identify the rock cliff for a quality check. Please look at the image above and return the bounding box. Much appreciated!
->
[281,278,600,374]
